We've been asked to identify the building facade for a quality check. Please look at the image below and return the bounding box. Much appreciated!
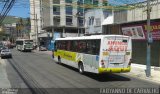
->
[1,23,17,42]
[42,0,85,37]
[103,0,160,67]
[30,0,109,50]
[41,0,86,50]
[30,0,46,46]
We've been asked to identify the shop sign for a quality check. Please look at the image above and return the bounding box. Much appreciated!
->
[121,22,160,40]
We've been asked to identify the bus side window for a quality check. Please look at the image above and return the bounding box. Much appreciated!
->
[91,40,100,55]
[85,40,100,55]
[78,41,82,53]
[72,41,78,52]
[80,41,87,53]
[70,41,73,51]
[66,40,71,51]
[60,41,66,50]
[57,41,61,50]
[86,40,92,54]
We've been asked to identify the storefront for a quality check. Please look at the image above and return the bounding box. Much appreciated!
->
[121,20,160,67]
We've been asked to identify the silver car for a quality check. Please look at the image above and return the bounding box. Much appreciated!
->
[39,46,47,51]
[0,49,12,59]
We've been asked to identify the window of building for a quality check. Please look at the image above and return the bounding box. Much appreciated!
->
[77,8,83,16]
[95,18,101,26]
[78,17,84,26]
[66,16,72,25]
[66,6,73,15]
[53,6,60,15]
[53,16,60,25]
[88,16,94,26]
[93,0,98,6]
[103,10,110,19]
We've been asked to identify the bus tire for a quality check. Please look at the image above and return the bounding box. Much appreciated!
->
[58,56,61,64]
[78,62,84,74]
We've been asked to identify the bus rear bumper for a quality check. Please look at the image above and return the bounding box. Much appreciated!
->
[98,67,131,73]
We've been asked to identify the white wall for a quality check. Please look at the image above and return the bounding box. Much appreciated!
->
[114,0,160,23]
[30,0,41,41]
[127,0,160,22]
[85,9,104,34]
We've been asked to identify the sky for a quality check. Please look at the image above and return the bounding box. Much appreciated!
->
[9,0,30,18]
[0,0,146,18]
[0,0,30,18]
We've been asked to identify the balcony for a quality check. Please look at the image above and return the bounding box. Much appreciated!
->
[79,23,84,27]
[54,22,60,26]
[66,22,73,26]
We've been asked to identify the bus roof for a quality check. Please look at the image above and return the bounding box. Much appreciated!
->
[55,35,130,41]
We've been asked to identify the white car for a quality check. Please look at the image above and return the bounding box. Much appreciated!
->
[0,49,12,59]
[39,46,47,51]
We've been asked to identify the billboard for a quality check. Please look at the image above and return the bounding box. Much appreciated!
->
[121,22,160,40]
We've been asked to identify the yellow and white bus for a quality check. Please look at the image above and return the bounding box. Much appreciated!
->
[16,39,33,52]
[53,35,132,74]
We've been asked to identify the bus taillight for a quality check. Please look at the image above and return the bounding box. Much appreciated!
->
[128,59,132,66]
[101,60,105,68]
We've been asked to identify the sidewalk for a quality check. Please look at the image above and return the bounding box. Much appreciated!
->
[0,58,11,88]
[34,50,160,84]
[122,63,160,84]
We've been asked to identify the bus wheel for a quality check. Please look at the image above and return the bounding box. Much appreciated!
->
[78,63,84,74]
[58,56,61,64]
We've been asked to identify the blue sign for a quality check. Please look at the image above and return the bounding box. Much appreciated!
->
[48,32,61,51]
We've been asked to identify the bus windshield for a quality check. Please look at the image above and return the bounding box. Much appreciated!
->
[25,40,33,44]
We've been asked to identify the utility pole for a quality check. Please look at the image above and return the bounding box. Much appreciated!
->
[32,0,39,50]
[76,11,81,37]
[35,14,39,50]
[146,0,152,77]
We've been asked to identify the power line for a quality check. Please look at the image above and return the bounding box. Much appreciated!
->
[0,0,16,25]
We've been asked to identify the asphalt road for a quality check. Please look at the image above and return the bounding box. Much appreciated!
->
[3,49,160,94]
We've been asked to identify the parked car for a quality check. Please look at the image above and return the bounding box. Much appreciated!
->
[0,48,12,59]
[39,45,47,51]
[10,43,16,49]
[0,45,3,52]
